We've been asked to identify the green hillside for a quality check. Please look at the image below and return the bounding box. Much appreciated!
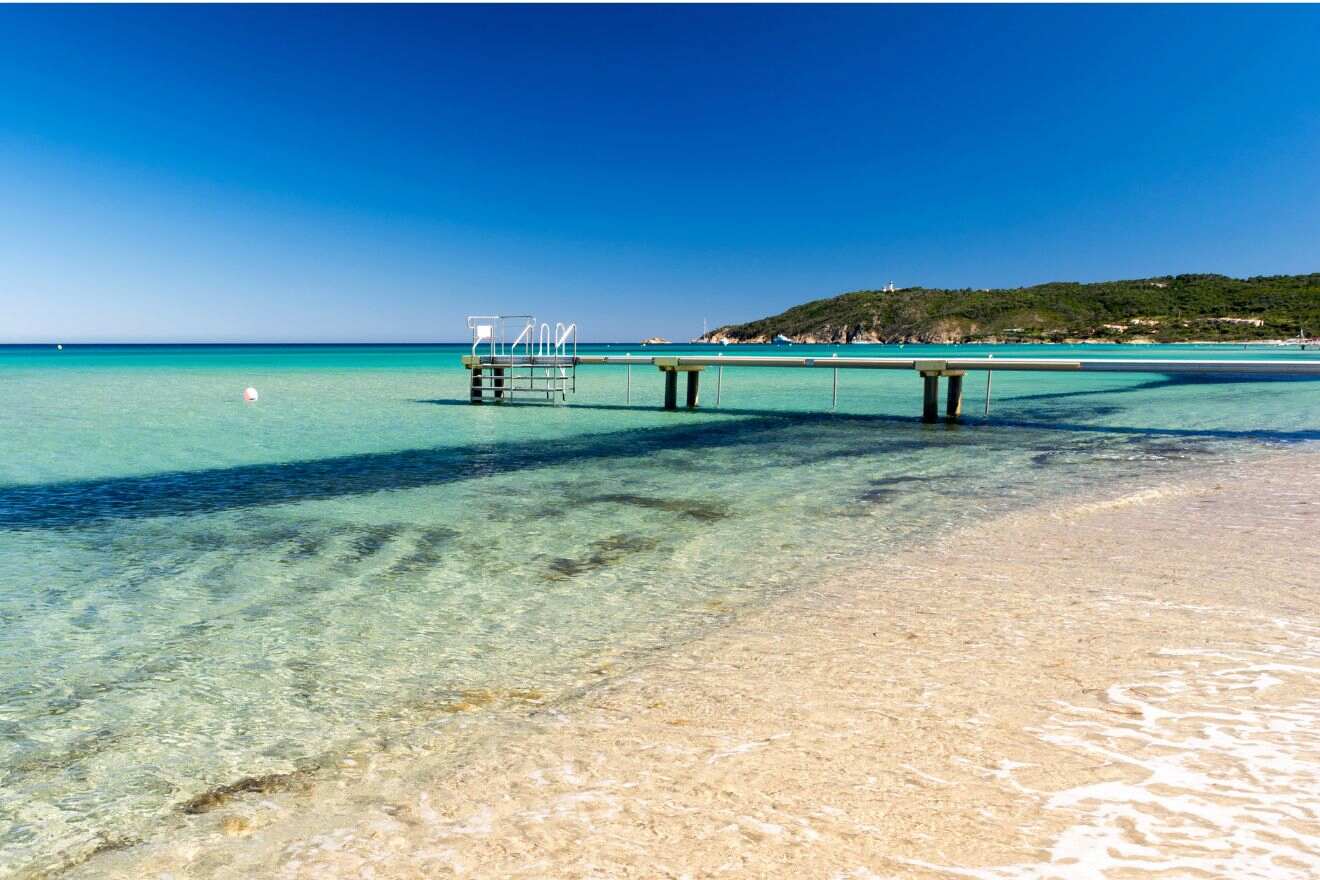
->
[705,274,1320,344]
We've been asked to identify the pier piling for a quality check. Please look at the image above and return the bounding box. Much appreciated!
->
[946,372,964,421]
[663,370,678,410]
[469,366,484,404]
[832,354,839,410]
[656,359,705,411]
[922,374,939,423]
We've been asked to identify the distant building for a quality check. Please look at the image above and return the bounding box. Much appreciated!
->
[883,281,896,293]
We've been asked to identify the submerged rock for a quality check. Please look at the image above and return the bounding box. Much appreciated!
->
[179,771,307,814]
[583,493,729,522]
[546,533,661,580]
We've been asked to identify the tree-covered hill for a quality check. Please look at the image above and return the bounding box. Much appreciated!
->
[703,274,1320,344]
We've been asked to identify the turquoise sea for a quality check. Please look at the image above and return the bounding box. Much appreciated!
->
[2,342,1318,877]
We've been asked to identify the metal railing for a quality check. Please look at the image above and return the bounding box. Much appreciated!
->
[465,315,578,402]
[466,314,535,359]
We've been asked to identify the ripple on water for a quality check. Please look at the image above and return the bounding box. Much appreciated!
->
[911,620,1320,879]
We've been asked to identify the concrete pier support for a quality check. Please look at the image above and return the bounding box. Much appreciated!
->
[663,370,678,410]
[656,358,705,411]
[922,374,939,423]
[945,372,964,421]
[469,367,484,404]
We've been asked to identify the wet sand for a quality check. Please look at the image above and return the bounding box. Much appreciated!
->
[83,451,1320,878]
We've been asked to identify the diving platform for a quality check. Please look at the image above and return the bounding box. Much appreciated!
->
[463,320,1320,421]
[464,315,578,403]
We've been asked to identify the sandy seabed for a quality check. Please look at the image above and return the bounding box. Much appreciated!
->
[83,451,1320,879]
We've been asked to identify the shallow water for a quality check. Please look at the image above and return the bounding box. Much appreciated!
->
[1,342,1317,877]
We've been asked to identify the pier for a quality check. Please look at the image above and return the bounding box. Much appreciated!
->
[463,317,1320,422]
[463,352,1320,422]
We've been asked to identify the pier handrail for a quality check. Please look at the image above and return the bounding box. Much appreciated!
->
[555,322,577,361]
[510,321,534,357]
[466,315,497,358]
[467,314,537,358]
[554,323,577,386]
[555,322,575,350]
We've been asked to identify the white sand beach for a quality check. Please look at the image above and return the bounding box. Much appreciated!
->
[79,449,1320,879]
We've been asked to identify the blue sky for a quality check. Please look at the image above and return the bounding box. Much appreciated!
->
[2,5,1318,343]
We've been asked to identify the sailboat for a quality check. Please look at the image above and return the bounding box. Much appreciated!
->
[1281,326,1316,350]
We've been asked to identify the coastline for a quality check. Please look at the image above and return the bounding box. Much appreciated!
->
[78,445,1320,879]
[697,336,1312,346]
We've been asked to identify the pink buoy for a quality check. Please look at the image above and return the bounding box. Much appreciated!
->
[243,387,259,402]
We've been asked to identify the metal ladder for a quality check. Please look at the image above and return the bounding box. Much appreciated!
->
[466,315,577,402]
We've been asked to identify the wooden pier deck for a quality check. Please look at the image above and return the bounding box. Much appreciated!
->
[462,353,1320,422]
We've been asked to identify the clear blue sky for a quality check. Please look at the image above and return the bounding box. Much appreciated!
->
[2,5,1318,343]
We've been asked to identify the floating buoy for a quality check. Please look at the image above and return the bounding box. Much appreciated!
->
[243,387,259,402]
[56,344,63,350]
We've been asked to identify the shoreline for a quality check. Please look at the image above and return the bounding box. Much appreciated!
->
[79,445,1320,878]
[696,337,1314,347]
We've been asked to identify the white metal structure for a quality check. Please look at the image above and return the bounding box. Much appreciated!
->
[465,315,577,402]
